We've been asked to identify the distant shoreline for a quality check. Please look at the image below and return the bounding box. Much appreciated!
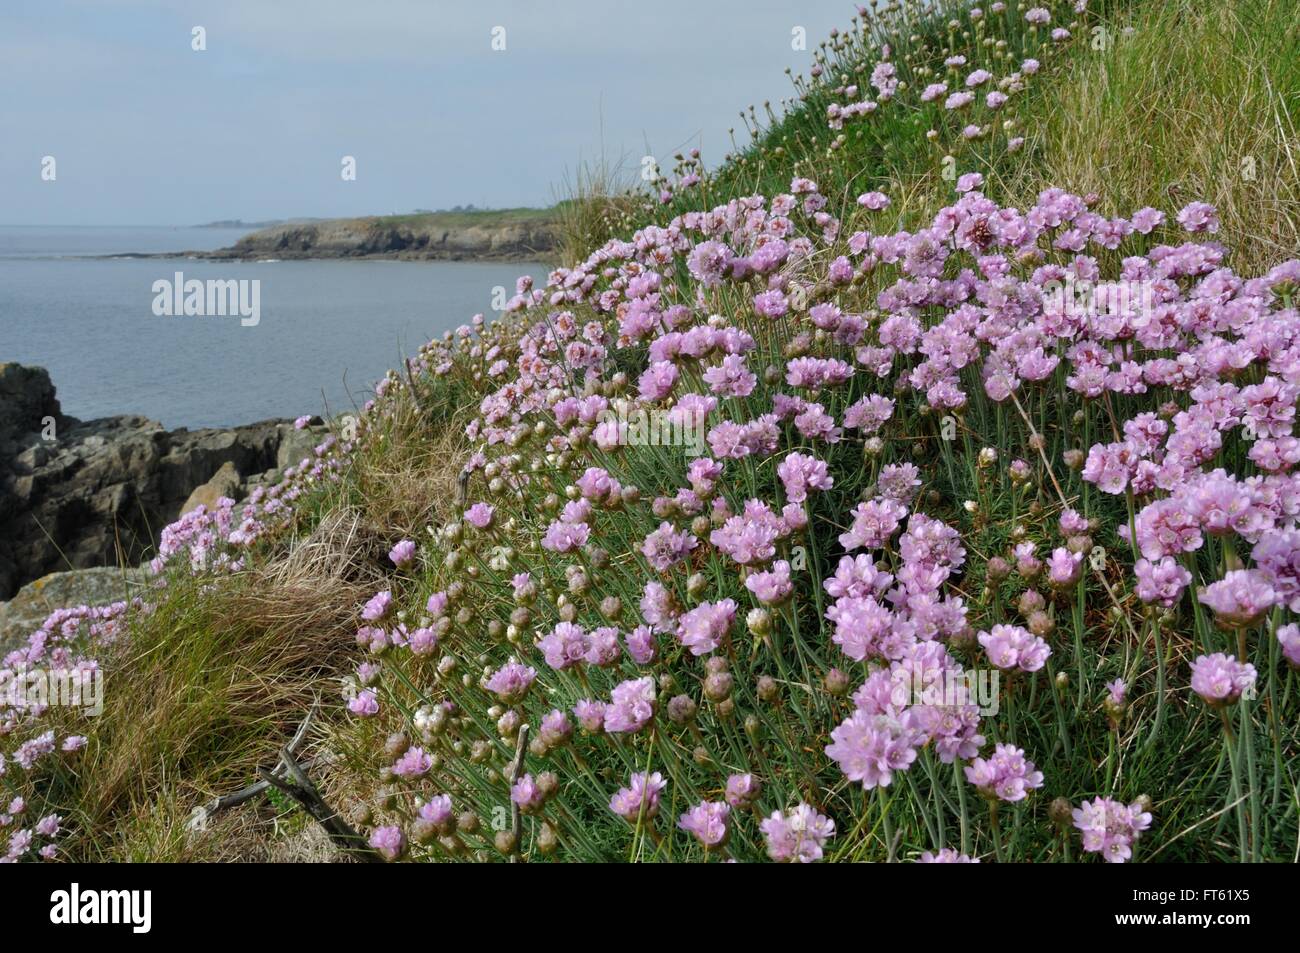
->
[176,208,558,264]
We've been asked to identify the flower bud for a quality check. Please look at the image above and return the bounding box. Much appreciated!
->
[824,667,850,695]
[1048,797,1073,828]
[1027,610,1055,638]
[494,830,517,855]
[667,694,698,724]
[411,818,439,846]
[703,671,734,702]
[537,822,560,855]
[757,675,780,703]
[1018,589,1045,616]
[537,771,560,799]
[497,709,521,739]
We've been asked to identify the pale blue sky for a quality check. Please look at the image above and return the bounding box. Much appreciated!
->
[1,0,854,225]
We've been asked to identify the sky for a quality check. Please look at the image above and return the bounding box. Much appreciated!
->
[1,0,855,226]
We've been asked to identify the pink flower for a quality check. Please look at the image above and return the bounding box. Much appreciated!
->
[839,499,906,550]
[964,743,1043,802]
[1190,653,1257,705]
[978,624,1051,672]
[745,560,793,605]
[368,825,405,861]
[640,521,698,572]
[392,746,432,778]
[465,502,495,529]
[1135,557,1192,607]
[1278,624,1300,667]
[538,622,590,670]
[542,519,589,553]
[348,690,379,716]
[1197,570,1276,628]
[677,599,737,655]
[760,803,835,862]
[604,676,657,733]
[610,772,667,821]
[825,709,918,789]
[638,360,679,401]
[1073,797,1152,863]
[1176,201,1219,233]
[919,848,979,863]
[361,590,392,622]
[678,801,731,847]
[484,661,536,703]
[387,539,416,568]
[1046,547,1084,589]
[702,354,757,397]
[777,452,834,503]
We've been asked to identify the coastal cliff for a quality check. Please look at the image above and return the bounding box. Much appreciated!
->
[0,363,327,602]
[200,208,557,262]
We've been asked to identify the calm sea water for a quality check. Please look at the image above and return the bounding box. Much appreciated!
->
[0,226,546,429]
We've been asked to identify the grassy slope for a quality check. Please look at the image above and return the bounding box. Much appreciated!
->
[18,0,1298,860]
[998,0,1299,276]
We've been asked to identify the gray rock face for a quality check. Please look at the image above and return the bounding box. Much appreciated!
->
[0,566,148,655]
[0,364,324,600]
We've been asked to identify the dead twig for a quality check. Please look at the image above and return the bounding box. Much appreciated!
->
[258,747,382,862]
[508,723,530,863]
[187,699,325,829]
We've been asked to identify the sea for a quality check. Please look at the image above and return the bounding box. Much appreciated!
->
[0,225,547,429]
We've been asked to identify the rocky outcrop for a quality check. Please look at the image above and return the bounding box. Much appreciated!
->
[198,211,557,262]
[0,566,148,655]
[0,364,325,600]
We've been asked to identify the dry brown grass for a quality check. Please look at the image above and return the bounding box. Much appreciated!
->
[348,387,474,538]
[39,502,396,861]
[554,157,643,268]
[998,0,1300,274]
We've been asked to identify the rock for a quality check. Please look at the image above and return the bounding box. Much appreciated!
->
[181,461,244,515]
[0,364,330,599]
[276,423,320,471]
[0,363,70,444]
[0,566,147,655]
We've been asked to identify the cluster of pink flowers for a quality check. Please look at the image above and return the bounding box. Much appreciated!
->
[325,159,1300,862]
[1072,797,1153,863]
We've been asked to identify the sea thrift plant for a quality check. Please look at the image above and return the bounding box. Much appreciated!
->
[334,157,1300,861]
